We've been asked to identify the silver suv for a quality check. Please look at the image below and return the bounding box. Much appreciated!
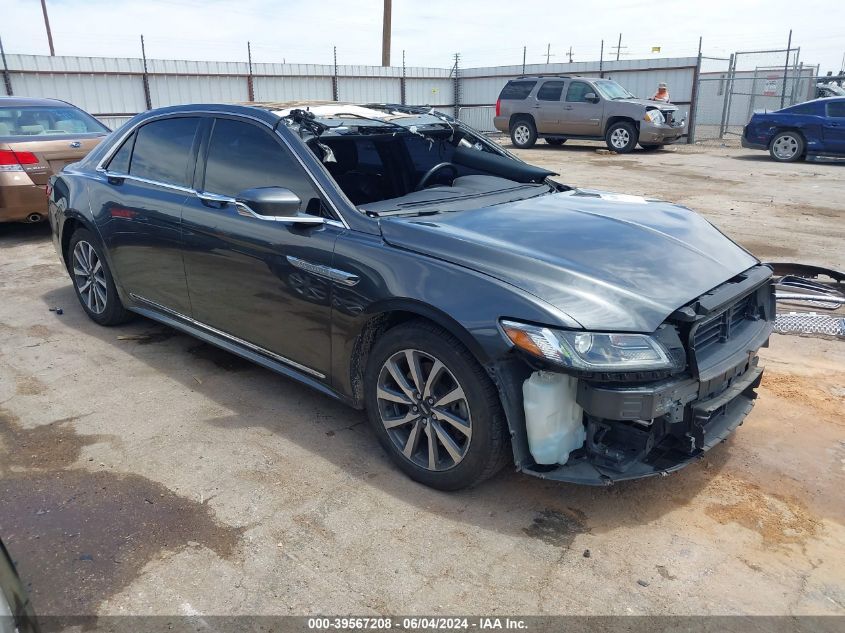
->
[493,76,687,152]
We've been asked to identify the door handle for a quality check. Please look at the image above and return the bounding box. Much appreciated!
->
[564,106,573,110]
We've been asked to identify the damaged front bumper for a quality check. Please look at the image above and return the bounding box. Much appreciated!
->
[493,265,774,486]
[530,358,764,485]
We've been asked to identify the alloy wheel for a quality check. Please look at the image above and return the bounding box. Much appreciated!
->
[376,349,472,471]
[772,134,799,160]
[72,240,108,314]
[610,128,630,149]
[513,124,530,146]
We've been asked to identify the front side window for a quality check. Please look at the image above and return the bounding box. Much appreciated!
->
[130,117,200,187]
[0,105,109,138]
[566,82,594,103]
[537,81,566,101]
[827,101,845,118]
[203,118,321,211]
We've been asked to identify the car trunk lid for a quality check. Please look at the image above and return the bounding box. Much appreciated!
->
[0,136,105,185]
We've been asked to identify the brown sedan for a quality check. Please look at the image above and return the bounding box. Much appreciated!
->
[1,96,110,223]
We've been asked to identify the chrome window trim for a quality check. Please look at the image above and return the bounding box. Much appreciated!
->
[129,293,327,379]
[96,170,196,194]
[95,108,350,230]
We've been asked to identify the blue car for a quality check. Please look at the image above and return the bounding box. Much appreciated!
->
[742,96,845,162]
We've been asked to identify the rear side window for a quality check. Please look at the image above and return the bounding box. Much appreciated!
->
[786,103,819,115]
[130,117,200,187]
[106,133,135,173]
[566,81,593,103]
[537,81,565,101]
[499,81,537,100]
[827,101,845,118]
[203,118,320,208]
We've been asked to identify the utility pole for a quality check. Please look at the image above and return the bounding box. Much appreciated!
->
[381,0,391,66]
[522,46,526,75]
[40,0,55,56]
[452,52,460,118]
[400,49,406,105]
[545,43,554,64]
[567,46,573,63]
[0,35,13,96]
[610,33,627,61]
[140,35,152,110]
[246,41,255,102]
[332,46,339,101]
[599,39,604,77]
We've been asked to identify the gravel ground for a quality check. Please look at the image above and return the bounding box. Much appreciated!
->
[0,141,843,617]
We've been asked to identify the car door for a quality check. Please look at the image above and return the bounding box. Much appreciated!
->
[180,115,344,379]
[533,80,566,134]
[93,116,200,315]
[559,81,604,136]
[822,100,845,153]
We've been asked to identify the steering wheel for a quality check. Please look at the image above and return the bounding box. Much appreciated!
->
[415,162,458,191]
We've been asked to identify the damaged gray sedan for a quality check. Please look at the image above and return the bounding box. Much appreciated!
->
[49,102,774,490]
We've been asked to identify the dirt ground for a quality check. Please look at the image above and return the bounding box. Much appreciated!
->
[0,142,843,617]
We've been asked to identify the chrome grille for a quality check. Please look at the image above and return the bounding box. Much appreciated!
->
[693,294,755,353]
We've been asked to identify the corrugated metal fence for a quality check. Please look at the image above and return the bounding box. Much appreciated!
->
[2,53,700,134]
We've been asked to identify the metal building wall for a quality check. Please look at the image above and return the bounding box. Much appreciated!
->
[3,53,700,133]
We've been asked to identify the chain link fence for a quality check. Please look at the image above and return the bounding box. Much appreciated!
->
[689,47,839,145]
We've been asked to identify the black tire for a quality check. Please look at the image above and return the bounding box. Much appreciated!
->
[545,138,567,146]
[364,320,510,490]
[639,143,663,151]
[509,118,537,149]
[605,120,638,153]
[769,130,805,162]
[67,228,132,326]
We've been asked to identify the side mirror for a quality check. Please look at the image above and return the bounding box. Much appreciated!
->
[584,92,600,103]
[234,187,323,225]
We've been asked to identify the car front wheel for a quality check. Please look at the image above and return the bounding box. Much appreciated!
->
[68,228,132,326]
[769,131,805,162]
[364,320,510,490]
[605,121,638,153]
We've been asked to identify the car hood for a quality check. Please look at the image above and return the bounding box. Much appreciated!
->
[617,98,678,110]
[379,189,759,331]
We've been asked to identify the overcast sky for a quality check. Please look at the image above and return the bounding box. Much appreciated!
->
[4,0,844,73]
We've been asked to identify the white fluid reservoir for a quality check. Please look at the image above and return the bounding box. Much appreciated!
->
[523,371,586,465]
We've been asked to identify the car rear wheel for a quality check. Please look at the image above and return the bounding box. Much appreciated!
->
[545,138,567,146]
[510,118,537,149]
[605,121,638,153]
[769,131,805,162]
[364,320,510,490]
[68,229,132,326]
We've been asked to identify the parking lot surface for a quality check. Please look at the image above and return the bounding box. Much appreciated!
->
[1,143,843,616]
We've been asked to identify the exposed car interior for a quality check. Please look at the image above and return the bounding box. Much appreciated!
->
[0,105,108,137]
[281,107,562,214]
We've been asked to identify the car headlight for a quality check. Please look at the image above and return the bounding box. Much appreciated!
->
[501,320,679,372]
[644,109,665,125]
